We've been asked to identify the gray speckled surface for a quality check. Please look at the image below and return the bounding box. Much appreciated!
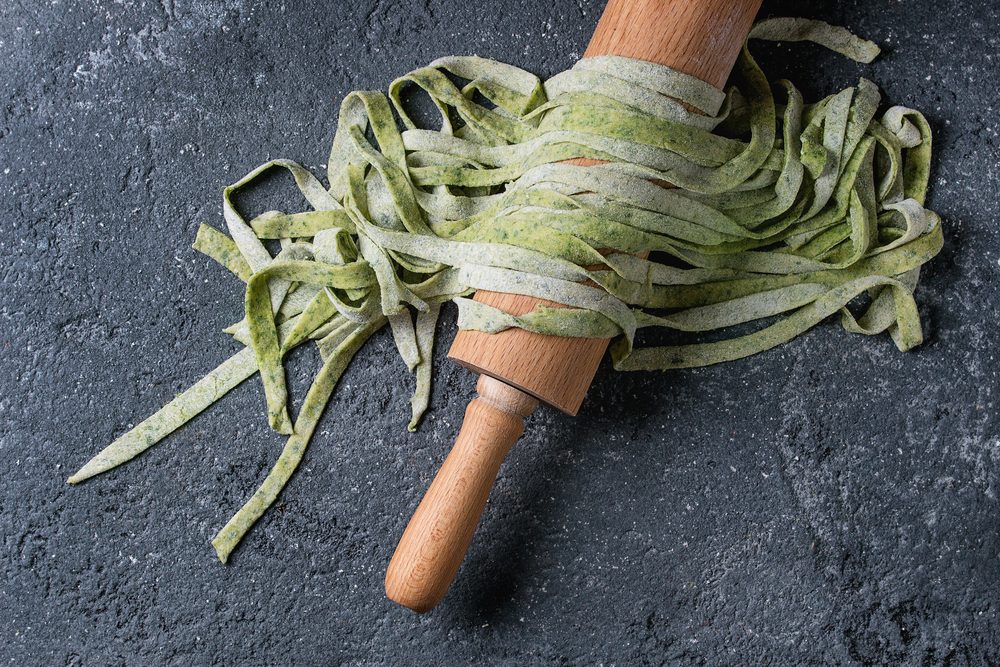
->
[2,0,999,664]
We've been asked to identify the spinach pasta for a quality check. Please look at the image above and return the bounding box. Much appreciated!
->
[69,18,942,563]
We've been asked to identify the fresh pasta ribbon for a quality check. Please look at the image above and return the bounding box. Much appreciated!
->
[69,19,942,562]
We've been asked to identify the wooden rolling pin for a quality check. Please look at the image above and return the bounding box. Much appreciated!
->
[385,0,763,612]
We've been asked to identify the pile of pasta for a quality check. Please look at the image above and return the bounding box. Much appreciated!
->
[69,19,942,562]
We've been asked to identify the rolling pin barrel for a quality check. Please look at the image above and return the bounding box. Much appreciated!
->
[385,0,763,612]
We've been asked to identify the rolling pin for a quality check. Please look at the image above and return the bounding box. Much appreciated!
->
[385,0,763,612]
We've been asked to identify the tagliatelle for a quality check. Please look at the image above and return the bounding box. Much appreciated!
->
[68,18,943,562]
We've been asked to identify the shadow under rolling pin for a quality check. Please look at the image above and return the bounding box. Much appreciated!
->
[385,0,764,613]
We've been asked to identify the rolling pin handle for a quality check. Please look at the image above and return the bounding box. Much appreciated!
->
[385,375,538,613]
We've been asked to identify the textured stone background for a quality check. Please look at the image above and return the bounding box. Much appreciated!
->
[2,0,998,664]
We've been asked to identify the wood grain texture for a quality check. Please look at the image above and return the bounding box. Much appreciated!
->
[448,0,763,415]
[384,376,539,612]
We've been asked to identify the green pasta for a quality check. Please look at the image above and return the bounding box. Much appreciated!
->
[69,18,942,562]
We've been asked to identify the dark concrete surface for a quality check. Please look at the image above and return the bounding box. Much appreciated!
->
[2,0,999,664]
